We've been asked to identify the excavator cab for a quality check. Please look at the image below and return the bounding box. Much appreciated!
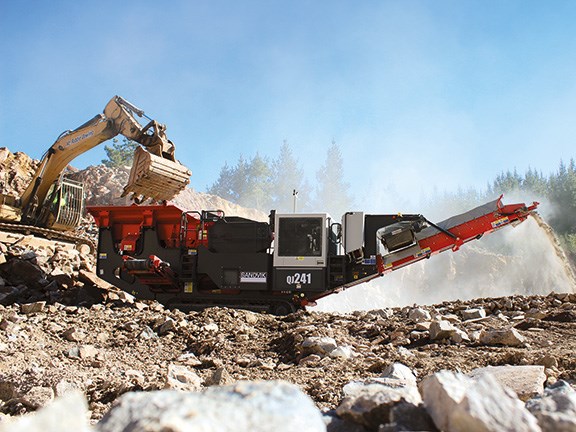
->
[41,177,84,231]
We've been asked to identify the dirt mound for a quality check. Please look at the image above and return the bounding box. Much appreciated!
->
[532,212,576,286]
[70,164,267,221]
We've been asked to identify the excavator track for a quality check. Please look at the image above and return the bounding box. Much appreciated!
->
[0,222,96,252]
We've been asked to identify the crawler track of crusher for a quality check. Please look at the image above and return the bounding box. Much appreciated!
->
[0,222,96,252]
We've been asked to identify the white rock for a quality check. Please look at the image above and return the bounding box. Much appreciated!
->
[62,328,86,342]
[116,291,134,304]
[429,320,457,340]
[408,307,431,322]
[337,379,421,429]
[526,380,576,432]
[468,365,546,401]
[96,381,325,432]
[78,345,99,359]
[469,330,482,342]
[164,364,202,392]
[158,318,177,335]
[0,391,89,432]
[462,308,486,320]
[443,313,461,323]
[300,336,338,356]
[450,373,541,432]
[420,370,541,432]
[177,352,202,366]
[415,321,432,331]
[381,362,417,387]
[479,328,526,346]
[205,367,234,387]
[298,354,322,366]
[525,308,547,320]
[203,322,219,333]
[451,328,470,344]
[138,326,157,340]
[420,370,471,431]
[372,308,394,318]
[338,364,421,429]
[329,345,355,359]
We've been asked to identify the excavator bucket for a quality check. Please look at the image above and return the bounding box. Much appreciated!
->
[122,146,191,202]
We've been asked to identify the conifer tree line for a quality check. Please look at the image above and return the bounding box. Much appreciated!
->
[486,160,576,259]
[206,140,354,218]
[428,160,576,261]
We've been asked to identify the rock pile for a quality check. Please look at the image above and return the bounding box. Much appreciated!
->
[0,234,102,307]
[69,163,267,221]
[0,148,39,196]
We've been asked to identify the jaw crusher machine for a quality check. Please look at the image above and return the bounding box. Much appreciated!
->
[88,196,538,315]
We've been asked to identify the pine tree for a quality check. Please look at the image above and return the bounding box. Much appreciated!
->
[270,141,310,212]
[523,167,547,196]
[312,141,353,219]
[206,162,237,201]
[239,153,272,210]
[102,138,139,168]
[207,154,274,210]
[492,169,522,194]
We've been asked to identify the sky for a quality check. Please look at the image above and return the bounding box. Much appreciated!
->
[1,0,576,214]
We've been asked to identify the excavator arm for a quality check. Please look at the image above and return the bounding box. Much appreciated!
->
[18,96,190,228]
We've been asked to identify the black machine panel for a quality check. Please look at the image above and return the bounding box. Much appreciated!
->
[208,218,272,254]
[364,215,398,256]
[197,247,270,290]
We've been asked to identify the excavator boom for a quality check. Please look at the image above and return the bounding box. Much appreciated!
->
[2,96,191,231]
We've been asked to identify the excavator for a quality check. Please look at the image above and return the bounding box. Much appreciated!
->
[0,96,191,244]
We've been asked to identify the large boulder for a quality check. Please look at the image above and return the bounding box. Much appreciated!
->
[420,370,541,432]
[336,363,422,429]
[96,381,325,432]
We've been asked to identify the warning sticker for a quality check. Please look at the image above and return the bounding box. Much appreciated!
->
[491,217,509,229]
[414,247,431,258]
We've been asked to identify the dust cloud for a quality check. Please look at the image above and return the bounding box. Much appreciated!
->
[315,213,576,313]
